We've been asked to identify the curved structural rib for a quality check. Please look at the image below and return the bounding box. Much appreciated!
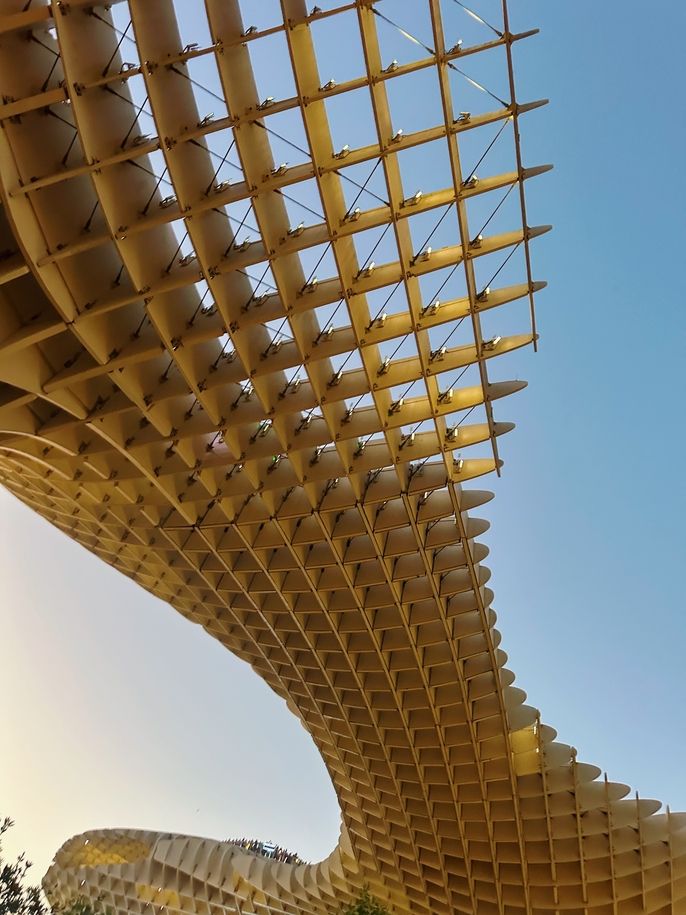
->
[0,1,683,913]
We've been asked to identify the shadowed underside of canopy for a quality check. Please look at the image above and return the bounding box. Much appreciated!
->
[0,0,683,913]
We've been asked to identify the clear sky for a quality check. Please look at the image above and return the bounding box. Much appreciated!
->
[2,0,685,884]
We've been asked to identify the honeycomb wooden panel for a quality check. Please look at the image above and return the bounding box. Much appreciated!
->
[0,1,683,913]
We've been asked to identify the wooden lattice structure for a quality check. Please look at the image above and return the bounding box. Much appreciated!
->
[0,1,683,913]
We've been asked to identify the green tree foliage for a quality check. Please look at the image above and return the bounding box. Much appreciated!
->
[0,818,45,915]
[0,818,102,915]
[341,888,390,915]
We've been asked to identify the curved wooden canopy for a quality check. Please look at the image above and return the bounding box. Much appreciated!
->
[0,1,683,913]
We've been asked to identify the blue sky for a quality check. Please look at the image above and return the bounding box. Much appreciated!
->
[2,0,685,881]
